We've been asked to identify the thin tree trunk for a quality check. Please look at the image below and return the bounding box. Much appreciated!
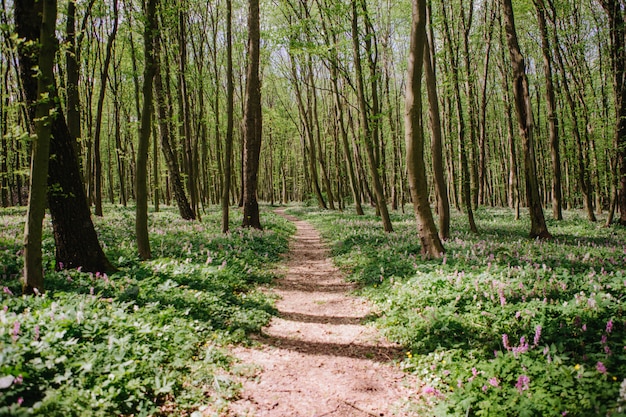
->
[406,0,444,258]
[222,0,234,233]
[501,0,551,239]
[424,2,450,240]
[136,0,157,259]
[351,0,393,232]
[93,0,118,217]
[441,1,477,233]
[242,0,262,229]
[154,32,195,220]
[534,0,562,220]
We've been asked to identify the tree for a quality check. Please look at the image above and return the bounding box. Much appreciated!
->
[500,0,552,239]
[242,0,263,229]
[533,0,563,220]
[351,0,393,233]
[424,1,450,240]
[16,0,115,274]
[405,0,445,258]
[598,0,626,225]
[222,0,235,233]
[22,0,56,294]
[136,0,158,259]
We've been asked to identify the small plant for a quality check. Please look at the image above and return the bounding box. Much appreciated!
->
[291,206,626,416]
[0,205,293,416]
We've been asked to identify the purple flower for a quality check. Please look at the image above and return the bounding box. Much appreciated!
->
[606,319,614,334]
[533,325,542,347]
[14,375,23,385]
[482,384,488,392]
[17,397,23,406]
[12,321,20,342]
[602,335,608,344]
[515,374,530,393]
[582,324,587,331]
[34,325,40,341]
[502,334,510,350]
[488,377,499,388]
[3,287,13,296]
[596,361,607,374]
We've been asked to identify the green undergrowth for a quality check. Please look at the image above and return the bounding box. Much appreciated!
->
[288,205,626,417]
[0,205,293,416]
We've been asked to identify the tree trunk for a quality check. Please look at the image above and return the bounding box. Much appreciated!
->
[598,0,626,225]
[136,0,157,259]
[154,31,195,220]
[351,0,393,232]
[92,0,118,217]
[16,0,115,275]
[424,2,450,240]
[501,0,551,239]
[441,1,478,233]
[534,0,563,220]
[242,0,262,229]
[222,0,234,233]
[405,0,445,258]
[22,0,56,294]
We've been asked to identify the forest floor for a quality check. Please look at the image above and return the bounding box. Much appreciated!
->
[224,209,419,417]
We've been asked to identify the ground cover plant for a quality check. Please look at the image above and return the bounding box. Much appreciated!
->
[288,206,626,416]
[0,205,293,416]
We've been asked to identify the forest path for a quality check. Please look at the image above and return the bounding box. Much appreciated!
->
[225,209,418,417]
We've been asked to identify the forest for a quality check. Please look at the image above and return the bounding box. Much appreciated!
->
[1,0,626,415]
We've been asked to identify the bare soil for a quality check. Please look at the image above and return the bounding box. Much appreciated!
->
[225,209,419,417]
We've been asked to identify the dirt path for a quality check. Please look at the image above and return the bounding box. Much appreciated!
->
[226,210,418,417]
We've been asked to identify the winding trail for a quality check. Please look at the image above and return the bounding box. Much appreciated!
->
[227,209,418,416]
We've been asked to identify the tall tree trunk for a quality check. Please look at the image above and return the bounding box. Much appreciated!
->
[424,2,450,240]
[222,0,235,233]
[16,0,115,275]
[534,0,562,220]
[93,0,118,217]
[441,1,478,233]
[501,0,551,239]
[154,31,195,220]
[598,0,626,225]
[551,23,595,221]
[406,0,444,258]
[136,0,157,259]
[242,0,262,229]
[351,0,393,232]
[22,0,56,294]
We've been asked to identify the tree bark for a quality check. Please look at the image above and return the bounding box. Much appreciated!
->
[22,0,56,294]
[16,0,115,274]
[405,0,444,258]
[534,0,563,220]
[154,30,195,220]
[598,0,626,225]
[136,0,157,259]
[424,2,450,240]
[501,0,551,239]
[242,0,262,229]
[222,0,235,233]
[351,0,393,232]
[92,0,118,217]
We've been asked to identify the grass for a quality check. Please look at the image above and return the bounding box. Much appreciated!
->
[287,205,626,417]
[0,204,294,417]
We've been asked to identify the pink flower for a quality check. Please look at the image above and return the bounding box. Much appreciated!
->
[488,377,499,388]
[606,319,614,334]
[34,325,40,341]
[12,321,20,342]
[515,374,530,393]
[502,334,510,350]
[596,361,607,374]
[3,287,13,296]
[17,397,23,406]
[533,325,542,347]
